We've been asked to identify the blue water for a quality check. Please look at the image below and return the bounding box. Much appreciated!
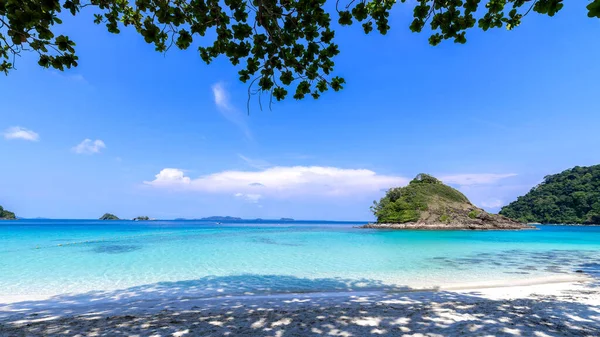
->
[1,220,600,300]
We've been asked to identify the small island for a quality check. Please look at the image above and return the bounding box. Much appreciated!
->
[200,216,243,221]
[0,205,16,220]
[133,216,151,221]
[99,213,120,220]
[364,174,532,230]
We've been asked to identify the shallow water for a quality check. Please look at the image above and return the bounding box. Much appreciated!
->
[1,220,599,299]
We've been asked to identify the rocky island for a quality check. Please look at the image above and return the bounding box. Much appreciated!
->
[0,205,16,220]
[364,174,533,230]
[99,213,120,220]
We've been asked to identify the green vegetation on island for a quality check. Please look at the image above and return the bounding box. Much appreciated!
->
[99,213,120,220]
[500,165,600,224]
[0,205,16,220]
[133,216,150,221]
[367,174,530,230]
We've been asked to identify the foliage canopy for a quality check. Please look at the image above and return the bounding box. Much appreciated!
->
[0,205,16,219]
[2,0,599,103]
[500,165,600,224]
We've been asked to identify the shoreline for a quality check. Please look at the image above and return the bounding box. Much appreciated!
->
[0,274,591,313]
[0,274,587,307]
[1,276,598,336]
[359,222,536,230]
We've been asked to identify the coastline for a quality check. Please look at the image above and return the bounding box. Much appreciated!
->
[1,275,598,336]
[360,222,536,230]
[0,274,587,306]
[531,223,600,227]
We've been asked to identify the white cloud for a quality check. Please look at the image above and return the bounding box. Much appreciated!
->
[145,166,409,198]
[151,168,191,184]
[3,127,39,141]
[234,193,263,203]
[459,183,530,213]
[72,139,106,154]
[212,82,230,109]
[440,173,517,186]
[479,199,505,209]
[439,174,518,211]
[212,82,252,140]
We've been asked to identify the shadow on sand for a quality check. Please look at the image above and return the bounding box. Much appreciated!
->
[1,274,599,336]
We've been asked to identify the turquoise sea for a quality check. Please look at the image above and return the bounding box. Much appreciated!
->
[1,220,600,301]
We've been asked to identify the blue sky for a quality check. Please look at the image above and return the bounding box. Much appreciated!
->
[1,4,599,220]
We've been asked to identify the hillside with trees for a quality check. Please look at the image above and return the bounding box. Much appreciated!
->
[500,165,600,224]
[366,174,529,230]
[0,205,16,220]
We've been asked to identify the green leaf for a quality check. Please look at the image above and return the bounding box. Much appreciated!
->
[588,1,600,18]
[338,11,353,25]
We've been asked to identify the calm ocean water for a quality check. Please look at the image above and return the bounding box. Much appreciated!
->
[1,220,599,300]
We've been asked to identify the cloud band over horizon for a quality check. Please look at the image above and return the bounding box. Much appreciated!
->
[144,166,409,198]
[144,166,519,207]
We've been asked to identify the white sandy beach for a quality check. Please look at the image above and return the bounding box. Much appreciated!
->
[1,275,599,336]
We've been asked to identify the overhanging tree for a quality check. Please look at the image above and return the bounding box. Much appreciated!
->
[2,0,598,102]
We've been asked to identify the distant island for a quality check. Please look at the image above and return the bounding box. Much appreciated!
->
[133,216,151,221]
[0,205,16,220]
[99,213,120,220]
[364,174,531,230]
[174,217,295,222]
[201,216,243,221]
[501,164,600,224]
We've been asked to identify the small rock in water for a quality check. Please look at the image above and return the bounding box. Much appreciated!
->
[575,270,584,273]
